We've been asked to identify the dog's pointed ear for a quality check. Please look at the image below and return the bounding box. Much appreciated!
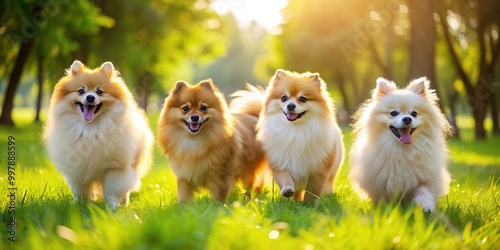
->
[200,78,218,92]
[172,80,188,95]
[272,69,287,85]
[309,73,322,88]
[407,77,431,97]
[373,77,397,100]
[68,60,84,76]
[100,61,114,78]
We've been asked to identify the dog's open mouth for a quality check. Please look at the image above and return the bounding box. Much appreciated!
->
[184,119,208,134]
[284,111,306,121]
[76,102,102,122]
[390,126,416,144]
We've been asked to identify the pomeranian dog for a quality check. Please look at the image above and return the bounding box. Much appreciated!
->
[44,60,153,209]
[349,77,451,212]
[157,79,267,204]
[256,69,344,202]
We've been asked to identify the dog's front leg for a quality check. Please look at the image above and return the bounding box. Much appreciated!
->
[272,168,295,198]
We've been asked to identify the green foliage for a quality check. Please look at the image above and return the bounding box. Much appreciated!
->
[0,0,109,79]
[0,113,499,249]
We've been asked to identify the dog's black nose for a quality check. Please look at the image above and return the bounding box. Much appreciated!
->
[86,95,95,103]
[287,103,296,111]
[191,114,200,122]
[402,116,412,125]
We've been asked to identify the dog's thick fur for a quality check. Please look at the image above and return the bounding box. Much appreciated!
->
[44,60,153,209]
[256,69,344,202]
[157,79,267,204]
[349,77,451,212]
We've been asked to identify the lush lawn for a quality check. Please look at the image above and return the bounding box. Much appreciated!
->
[1,110,499,249]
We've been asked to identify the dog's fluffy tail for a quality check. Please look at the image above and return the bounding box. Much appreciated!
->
[229,83,266,117]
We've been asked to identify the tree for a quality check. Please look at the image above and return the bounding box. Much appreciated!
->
[0,0,108,126]
[408,0,438,97]
[0,4,40,126]
[34,53,43,122]
[439,0,500,139]
[408,0,460,136]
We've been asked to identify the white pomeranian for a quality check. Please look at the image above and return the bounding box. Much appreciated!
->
[350,77,451,212]
[44,60,153,209]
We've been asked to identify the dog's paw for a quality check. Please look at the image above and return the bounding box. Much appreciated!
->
[412,187,436,213]
[280,186,295,198]
[105,195,120,211]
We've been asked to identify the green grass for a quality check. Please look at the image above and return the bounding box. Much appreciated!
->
[1,111,499,249]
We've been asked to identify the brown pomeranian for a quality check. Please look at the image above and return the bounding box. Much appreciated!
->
[157,79,267,204]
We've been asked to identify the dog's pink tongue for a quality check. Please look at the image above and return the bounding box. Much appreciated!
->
[286,113,298,121]
[189,123,200,131]
[399,128,412,144]
[83,105,95,121]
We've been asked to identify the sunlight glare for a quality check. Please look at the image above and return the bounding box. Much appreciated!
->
[370,11,381,21]
[446,10,461,31]
[213,0,288,34]
[269,230,279,239]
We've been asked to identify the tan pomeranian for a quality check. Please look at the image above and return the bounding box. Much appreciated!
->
[157,79,267,204]
[349,77,451,212]
[43,60,153,209]
[256,69,344,202]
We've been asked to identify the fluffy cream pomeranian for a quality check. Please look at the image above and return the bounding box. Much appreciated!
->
[349,77,451,212]
[44,60,153,209]
[157,79,267,204]
[256,69,344,202]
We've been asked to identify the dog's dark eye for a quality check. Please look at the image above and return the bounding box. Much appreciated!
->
[182,106,190,113]
[77,89,85,95]
[299,96,307,103]
[390,111,399,117]
[199,105,207,112]
[281,95,288,102]
[96,89,103,95]
[411,111,418,117]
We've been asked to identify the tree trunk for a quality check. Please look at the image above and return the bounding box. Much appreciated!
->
[346,65,362,106]
[136,73,152,111]
[448,87,460,138]
[472,100,487,139]
[0,39,35,126]
[73,35,89,62]
[368,39,391,78]
[440,12,488,140]
[335,73,352,115]
[408,0,441,101]
[491,94,500,135]
[0,5,41,126]
[473,5,491,140]
[408,0,435,82]
[384,12,394,80]
[34,54,44,123]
